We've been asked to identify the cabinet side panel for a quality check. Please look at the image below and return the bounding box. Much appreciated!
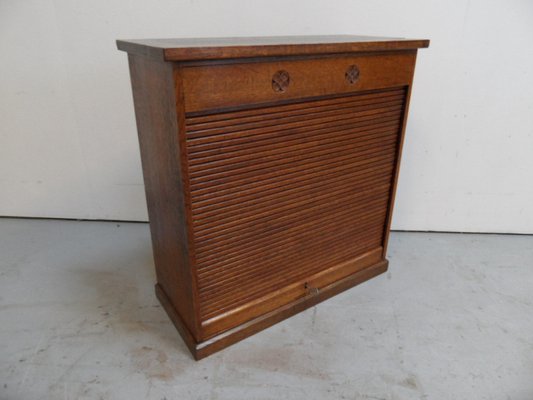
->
[127,54,197,337]
[382,52,418,255]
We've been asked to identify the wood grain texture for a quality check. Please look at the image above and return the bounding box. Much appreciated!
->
[181,53,416,112]
[119,36,428,358]
[157,258,389,360]
[116,35,429,61]
[127,55,199,338]
[184,88,407,335]
[382,55,418,255]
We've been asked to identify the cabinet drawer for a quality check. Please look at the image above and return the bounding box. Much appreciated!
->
[181,52,416,113]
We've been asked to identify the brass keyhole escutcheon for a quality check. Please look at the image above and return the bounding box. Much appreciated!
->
[345,65,360,84]
[272,70,290,92]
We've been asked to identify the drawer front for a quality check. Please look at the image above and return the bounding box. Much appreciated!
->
[184,87,408,338]
[181,52,415,113]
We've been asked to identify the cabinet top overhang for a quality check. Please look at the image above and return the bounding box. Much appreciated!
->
[116,35,429,61]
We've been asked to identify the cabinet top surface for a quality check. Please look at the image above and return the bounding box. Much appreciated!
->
[116,35,429,61]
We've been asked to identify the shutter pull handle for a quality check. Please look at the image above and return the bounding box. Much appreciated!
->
[305,282,320,296]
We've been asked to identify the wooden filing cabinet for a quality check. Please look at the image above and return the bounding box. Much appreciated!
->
[117,35,429,359]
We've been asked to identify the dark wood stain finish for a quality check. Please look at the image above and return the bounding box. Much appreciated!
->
[118,35,428,359]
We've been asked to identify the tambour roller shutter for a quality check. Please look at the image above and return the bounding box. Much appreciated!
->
[185,87,407,324]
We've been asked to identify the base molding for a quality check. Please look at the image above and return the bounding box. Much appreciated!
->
[156,259,388,360]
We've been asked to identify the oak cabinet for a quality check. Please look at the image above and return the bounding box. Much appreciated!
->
[117,35,429,359]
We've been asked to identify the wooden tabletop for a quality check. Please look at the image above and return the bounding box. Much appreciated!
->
[116,35,430,61]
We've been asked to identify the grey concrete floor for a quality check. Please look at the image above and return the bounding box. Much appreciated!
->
[0,218,532,400]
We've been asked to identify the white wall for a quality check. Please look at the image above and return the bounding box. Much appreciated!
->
[1,0,532,233]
